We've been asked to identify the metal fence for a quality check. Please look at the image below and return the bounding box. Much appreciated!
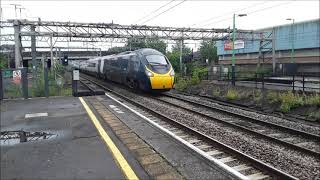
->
[0,67,50,100]
[201,71,320,93]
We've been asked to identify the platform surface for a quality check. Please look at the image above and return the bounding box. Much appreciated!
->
[0,96,147,179]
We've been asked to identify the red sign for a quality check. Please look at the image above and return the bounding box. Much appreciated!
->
[224,41,233,50]
[13,70,21,84]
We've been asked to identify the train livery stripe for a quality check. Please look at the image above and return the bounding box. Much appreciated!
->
[79,97,139,180]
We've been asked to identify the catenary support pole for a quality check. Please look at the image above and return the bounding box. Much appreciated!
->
[231,14,236,86]
[14,20,22,68]
[179,39,183,75]
[31,25,37,86]
[272,28,276,75]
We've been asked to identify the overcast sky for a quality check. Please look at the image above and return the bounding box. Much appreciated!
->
[1,0,319,50]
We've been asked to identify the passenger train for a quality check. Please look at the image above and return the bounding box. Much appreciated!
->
[75,48,175,92]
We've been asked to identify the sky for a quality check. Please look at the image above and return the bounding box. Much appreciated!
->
[0,0,319,50]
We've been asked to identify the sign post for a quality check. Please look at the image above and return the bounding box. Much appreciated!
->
[72,70,79,96]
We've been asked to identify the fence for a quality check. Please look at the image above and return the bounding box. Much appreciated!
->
[0,66,54,100]
[201,71,320,93]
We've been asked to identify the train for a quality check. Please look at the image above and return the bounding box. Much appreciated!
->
[74,48,175,92]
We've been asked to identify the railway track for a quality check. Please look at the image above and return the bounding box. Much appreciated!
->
[190,93,316,124]
[80,75,298,180]
[154,93,320,157]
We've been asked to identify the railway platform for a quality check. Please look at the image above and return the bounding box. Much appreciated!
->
[0,95,236,180]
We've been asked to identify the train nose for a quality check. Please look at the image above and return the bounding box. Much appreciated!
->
[149,76,174,89]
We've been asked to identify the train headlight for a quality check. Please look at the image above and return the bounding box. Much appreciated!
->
[170,70,175,76]
[145,70,154,77]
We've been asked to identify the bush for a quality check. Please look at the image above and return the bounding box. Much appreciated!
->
[279,91,304,113]
[252,90,262,103]
[267,91,279,104]
[305,94,320,106]
[226,89,238,100]
[212,88,220,97]
[175,78,189,91]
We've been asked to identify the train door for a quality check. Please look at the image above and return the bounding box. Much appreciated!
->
[119,58,128,84]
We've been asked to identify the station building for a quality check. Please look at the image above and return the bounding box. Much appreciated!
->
[216,19,320,74]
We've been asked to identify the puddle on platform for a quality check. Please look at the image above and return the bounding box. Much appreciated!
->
[0,130,58,146]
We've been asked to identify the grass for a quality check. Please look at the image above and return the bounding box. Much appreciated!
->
[267,91,280,104]
[212,88,221,97]
[225,89,238,100]
[279,91,304,113]
[252,90,262,103]
[308,111,320,121]
[305,94,320,106]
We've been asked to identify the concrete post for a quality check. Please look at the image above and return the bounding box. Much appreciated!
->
[179,39,183,74]
[31,25,37,86]
[14,20,22,68]
[272,28,276,75]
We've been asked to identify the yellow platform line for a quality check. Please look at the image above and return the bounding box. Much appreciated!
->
[79,97,139,180]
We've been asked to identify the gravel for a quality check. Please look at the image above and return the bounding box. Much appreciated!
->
[84,75,320,179]
[169,92,320,136]
[127,94,320,179]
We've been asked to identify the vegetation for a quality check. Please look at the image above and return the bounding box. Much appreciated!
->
[225,89,238,100]
[279,91,304,112]
[174,66,208,91]
[199,40,218,64]
[0,54,8,69]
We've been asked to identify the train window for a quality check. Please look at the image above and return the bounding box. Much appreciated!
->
[88,63,96,67]
[146,55,168,65]
[110,60,119,67]
[120,59,128,70]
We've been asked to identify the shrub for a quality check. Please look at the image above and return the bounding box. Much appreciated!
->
[267,91,279,104]
[252,90,262,103]
[212,88,220,97]
[226,89,238,100]
[279,91,304,113]
[175,78,189,91]
[308,111,320,121]
[305,94,320,106]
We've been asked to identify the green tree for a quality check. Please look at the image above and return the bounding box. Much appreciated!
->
[199,40,218,64]
[166,41,192,73]
[171,41,192,56]
[126,38,167,54]
[0,54,8,69]
[166,51,180,72]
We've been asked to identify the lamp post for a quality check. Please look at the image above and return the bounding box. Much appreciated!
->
[286,18,295,63]
[231,13,247,86]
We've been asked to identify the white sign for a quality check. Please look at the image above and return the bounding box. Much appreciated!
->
[13,70,21,83]
[13,70,21,79]
[234,40,245,49]
[73,70,79,81]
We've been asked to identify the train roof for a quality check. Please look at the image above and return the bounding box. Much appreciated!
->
[134,48,163,56]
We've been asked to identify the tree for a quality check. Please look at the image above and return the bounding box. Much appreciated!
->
[166,41,193,73]
[199,40,218,64]
[125,38,167,54]
[166,51,180,72]
[0,54,8,69]
[171,41,192,56]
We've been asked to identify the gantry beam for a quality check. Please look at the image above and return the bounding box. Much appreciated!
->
[0,19,271,42]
